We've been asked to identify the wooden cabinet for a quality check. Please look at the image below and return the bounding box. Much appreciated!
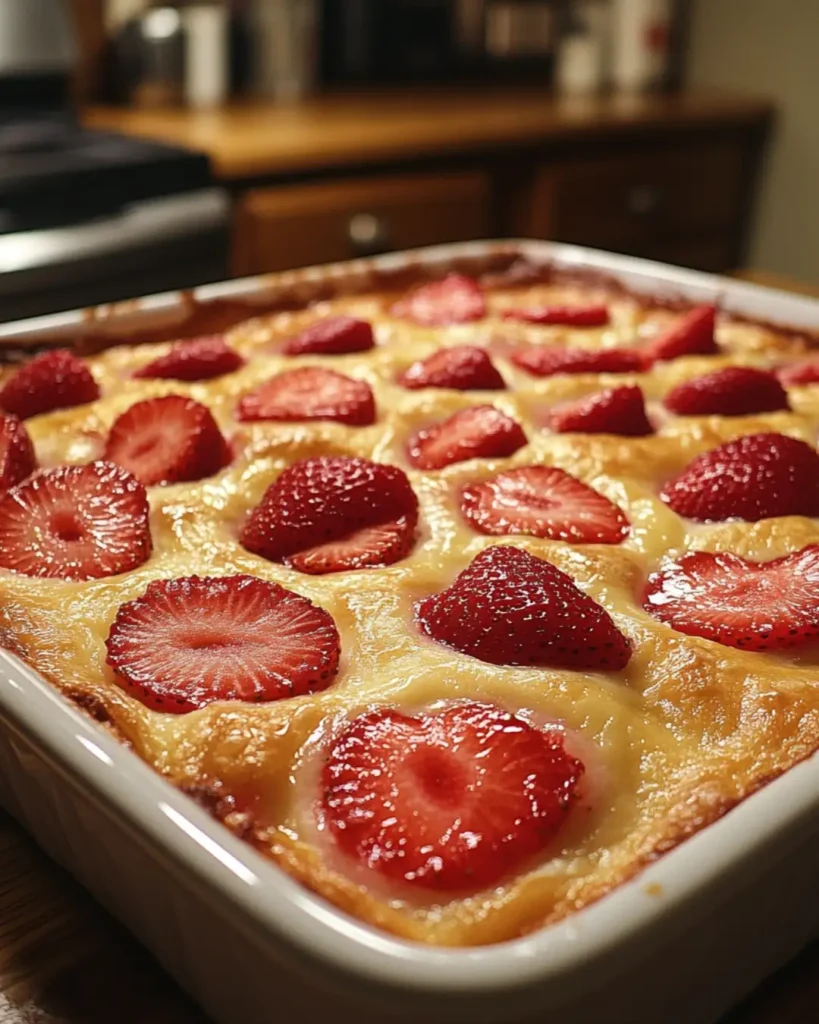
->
[233,171,490,277]
[520,138,750,269]
[86,89,772,280]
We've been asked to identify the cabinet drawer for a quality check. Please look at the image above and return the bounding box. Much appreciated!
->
[531,140,747,252]
[233,171,490,277]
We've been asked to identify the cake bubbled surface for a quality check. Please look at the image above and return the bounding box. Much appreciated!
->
[2,261,819,944]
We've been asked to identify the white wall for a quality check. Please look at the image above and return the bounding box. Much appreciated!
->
[688,0,819,282]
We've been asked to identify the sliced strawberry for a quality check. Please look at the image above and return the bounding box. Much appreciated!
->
[106,574,340,713]
[104,395,230,486]
[548,385,653,436]
[644,547,819,652]
[502,304,610,327]
[416,545,631,670]
[322,700,584,892]
[661,432,819,522]
[399,346,505,391]
[133,336,244,382]
[391,273,486,326]
[0,461,151,580]
[0,415,36,492]
[0,349,100,420]
[282,316,375,356]
[241,456,418,575]
[236,367,375,426]
[777,359,819,386]
[511,346,644,378]
[408,405,526,470]
[461,466,629,544]
[664,366,789,416]
[644,304,718,363]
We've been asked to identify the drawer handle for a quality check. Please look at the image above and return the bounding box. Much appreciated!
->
[626,185,664,218]
[347,213,389,256]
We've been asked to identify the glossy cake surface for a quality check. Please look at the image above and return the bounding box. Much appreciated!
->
[3,254,819,947]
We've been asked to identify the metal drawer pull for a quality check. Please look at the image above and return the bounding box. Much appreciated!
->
[347,213,389,256]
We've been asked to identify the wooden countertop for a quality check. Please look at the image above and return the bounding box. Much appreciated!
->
[83,87,774,181]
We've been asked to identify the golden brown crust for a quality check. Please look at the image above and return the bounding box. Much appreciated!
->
[3,260,819,946]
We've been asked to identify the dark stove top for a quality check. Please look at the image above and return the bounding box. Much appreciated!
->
[0,114,214,234]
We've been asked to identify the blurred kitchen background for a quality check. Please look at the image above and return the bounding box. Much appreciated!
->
[0,0,813,322]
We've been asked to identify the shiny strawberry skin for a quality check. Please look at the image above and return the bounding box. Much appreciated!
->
[661,432,819,522]
[416,544,631,670]
[133,336,244,381]
[106,574,340,713]
[241,456,418,574]
[777,360,819,386]
[502,304,610,327]
[0,349,100,420]
[391,274,486,326]
[104,395,230,486]
[644,547,819,651]
[511,346,643,378]
[461,466,630,544]
[322,700,584,891]
[0,414,36,492]
[399,345,505,391]
[664,366,789,416]
[236,367,376,426]
[549,385,654,436]
[408,405,526,470]
[282,316,375,355]
[645,305,718,363]
[0,461,151,580]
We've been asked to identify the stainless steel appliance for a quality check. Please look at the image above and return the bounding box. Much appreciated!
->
[0,0,230,322]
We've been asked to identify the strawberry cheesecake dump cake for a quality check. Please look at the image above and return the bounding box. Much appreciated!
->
[1,259,819,945]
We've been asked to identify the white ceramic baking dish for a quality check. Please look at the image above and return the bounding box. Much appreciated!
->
[0,241,818,1024]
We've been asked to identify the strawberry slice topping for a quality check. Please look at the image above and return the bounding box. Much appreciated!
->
[322,700,584,891]
[502,304,610,327]
[644,547,819,651]
[408,405,526,470]
[391,273,486,326]
[661,432,819,522]
[282,316,375,356]
[0,415,36,492]
[644,304,718,363]
[236,367,375,426]
[133,336,244,382]
[416,545,631,670]
[511,346,644,378]
[0,461,151,580]
[106,574,340,713]
[104,395,231,486]
[399,345,505,391]
[664,366,789,416]
[0,349,100,420]
[777,359,819,386]
[548,385,654,436]
[241,456,418,574]
[461,466,629,544]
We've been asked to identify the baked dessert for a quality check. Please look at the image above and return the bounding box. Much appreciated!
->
[1,253,819,948]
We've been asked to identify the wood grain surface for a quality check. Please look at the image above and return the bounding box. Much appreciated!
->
[83,87,773,181]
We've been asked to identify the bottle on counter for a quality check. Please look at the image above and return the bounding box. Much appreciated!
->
[183,2,229,109]
[555,0,610,97]
[610,0,672,93]
[250,0,320,101]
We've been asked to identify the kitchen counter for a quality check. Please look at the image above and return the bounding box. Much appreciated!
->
[84,86,773,182]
